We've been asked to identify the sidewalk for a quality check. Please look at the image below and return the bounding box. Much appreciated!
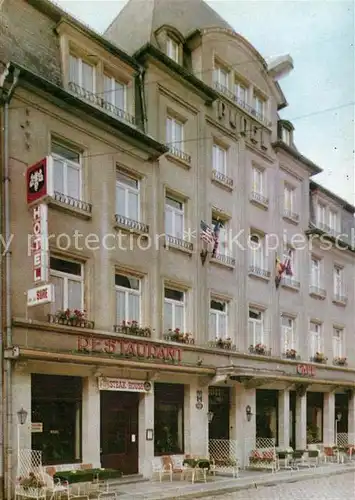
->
[109,462,355,499]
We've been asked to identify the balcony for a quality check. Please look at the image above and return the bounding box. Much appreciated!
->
[249,191,269,209]
[281,276,300,290]
[248,265,271,280]
[309,285,326,299]
[249,344,272,356]
[212,169,234,190]
[50,191,92,215]
[165,235,193,253]
[68,81,135,126]
[113,321,152,338]
[210,253,235,268]
[114,214,149,234]
[332,293,348,306]
[283,209,300,224]
[166,145,191,165]
[48,311,94,329]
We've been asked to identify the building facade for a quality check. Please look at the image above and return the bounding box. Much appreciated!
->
[0,0,354,495]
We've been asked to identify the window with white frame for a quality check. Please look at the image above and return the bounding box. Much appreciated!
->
[281,315,296,351]
[212,217,229,256]
[213,64,229,88]
[281,127,291,145]
[116,170,140,221]
[252,166,265,195]
[50,257,83,312]
[213,143,227,175]
[164,287,185,332]
[115,273,141,325]
[69,54,95,93]
[234,81,248,104]
[248,308,266,345]
[209,299,228,340]
[249,233,265,270]
[166,116,184,150]
[332,327,343,358]
[316,203,326,227]
[253,94,265,119]
[310,257,321,287]
[333,266,344,297]
[329,209,339,233]
[166,37,179,63]
[103,74,126,111]
[51,142,82,200]
[165,196,184,239]
[309,321,322,356]
[284,184,295,212]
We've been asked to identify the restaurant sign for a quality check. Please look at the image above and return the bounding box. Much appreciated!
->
[98,377,152,393]
[297,364,316,377]
[77,336,182,363]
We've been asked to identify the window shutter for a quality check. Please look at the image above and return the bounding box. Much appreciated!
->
[128,292,140,323]
[175,303,184,331]
[68,279,82,310]
[219,313,227,338]
[164,301,173,331]
[209,312,216,340]
[116,290,126,324]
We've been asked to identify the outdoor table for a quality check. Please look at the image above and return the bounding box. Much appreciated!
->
[182,458,210,483]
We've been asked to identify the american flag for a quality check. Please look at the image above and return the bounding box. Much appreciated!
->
[200,220,215,244]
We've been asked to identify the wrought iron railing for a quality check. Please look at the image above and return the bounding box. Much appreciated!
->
[211,253,235,267]
[248,265,271,279]
[53,191,92,213]
[309,285,326,298]
[250,191,269,206]
[281,276,300,289]
[165,234,193,251]
[212,169,234,188]
[114,214,149,234]
[283,209,300,222]
[166,144,191,164]
[68,81,135,125]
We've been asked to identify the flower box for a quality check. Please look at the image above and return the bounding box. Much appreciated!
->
[114,320,152,338]
[48,309,94,329]
[311,352,328,364]
[216,337,232,350]
[165,328,195,344]
[249,344,271,356]
[285,349,297,359]
[333,357,347,366]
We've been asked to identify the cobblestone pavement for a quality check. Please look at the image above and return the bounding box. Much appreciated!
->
[201,472,355,499]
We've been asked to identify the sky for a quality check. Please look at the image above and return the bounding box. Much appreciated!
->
[55,0,355,205]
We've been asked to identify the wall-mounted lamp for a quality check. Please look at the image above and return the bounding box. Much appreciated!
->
[245,405,253,422]
[336,412,342,421]
[17,407,28,425]
[207,411,214,423]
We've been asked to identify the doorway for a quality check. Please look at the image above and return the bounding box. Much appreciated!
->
[208,386,230,440]
[100,391,139,475]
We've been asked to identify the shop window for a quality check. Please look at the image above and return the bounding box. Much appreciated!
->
[31,374,82,465]
[154,383,184,455]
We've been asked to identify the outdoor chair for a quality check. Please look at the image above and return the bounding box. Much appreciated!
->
[151,456,172,482]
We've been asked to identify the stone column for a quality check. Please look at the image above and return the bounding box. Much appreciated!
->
[348,390,355,444]
[323,392,335,446]
[278,389,290,448]
[82,377,100,467]
[184,382,208,457]
[295,392,307,450]
[12,370,32,478]
[138,386,155,477]
[230,385,256,467]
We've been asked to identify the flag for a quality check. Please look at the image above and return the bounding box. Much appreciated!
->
[200,220,214,244]
[275,256,285,289]
[211,221,222,258]
[285,249,293,276]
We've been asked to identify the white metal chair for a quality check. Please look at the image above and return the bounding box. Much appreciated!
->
[151,456,172,482]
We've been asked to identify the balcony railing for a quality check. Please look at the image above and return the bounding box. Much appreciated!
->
[250,191,269,207]
[48,313,94,329]
[165,235,193,252]
[166,145,191,164]
[332,293,348,305]
[211,253,235,267]
[281,276,300,289]
[248,265,271,279]
[249,344,272,356]
[52,191,92,214]
[114,214,149,234]
[212,169,234,188]
[113,323,152,338]
[68,81,135,125]
[309,285,326,299]
[283,209,300,223]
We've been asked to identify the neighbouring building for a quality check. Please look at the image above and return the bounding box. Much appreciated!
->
[0,0,354,494]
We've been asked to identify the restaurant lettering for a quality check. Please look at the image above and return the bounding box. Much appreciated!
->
[297,364,316,377]
[77,336,182,363]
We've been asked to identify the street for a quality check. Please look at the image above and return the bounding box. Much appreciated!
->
[202,472,355,499]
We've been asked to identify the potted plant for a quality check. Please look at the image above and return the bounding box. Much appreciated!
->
[313,352,327,363]
[286,348,297,359]
[253,343,267,355]
[118,320,152,337]
[169,329,194,344]
[55,308,86,326]
[216,337,232,349]
[334,356,347,366]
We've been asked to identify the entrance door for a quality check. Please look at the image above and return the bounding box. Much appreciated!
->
[100,391,139,475]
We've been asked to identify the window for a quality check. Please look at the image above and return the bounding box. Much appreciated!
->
[165,196,184,239]
[69,54,95,92]
[235,81,247,104]
[249,233,265,270]
[115,273,141,325]
[253,94,265,119]
[50,257,83,312]
[281,315,295,351]
[51,142,81,200]
[166,116,184,150]
[104,74,126,111]
[329,209,339,232]
[310,257,321,287]
[116,170,140,221]
[167,37,179,63]
[209,299,228,340]
[333,266,344,296]
[281,127,291,145]
[164,287,185,332]
[316,203,326,227]
[248,308,267,345]
[333,327,343,358]
[154,383,184,454]
[252,167,265,195]
[213,64,229,88]
[212,217,229,256]
[213,143,227,175]
[31,374,82,465]
[284,184,295,212]
[309,321,322,356]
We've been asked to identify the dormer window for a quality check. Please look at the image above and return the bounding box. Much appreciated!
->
[281,127,291,145]
[69,54,95,93]
[213,63,229,90]
[104,74,126,112]
[167,37,179,63]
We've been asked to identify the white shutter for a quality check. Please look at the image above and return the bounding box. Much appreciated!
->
[67,165,80,200]
[128,292,140,323]
[174,303,184,330]
[164,301,173,331]
[52,275,64,311]
[255,321,262,344]
[209,312,217,340]
[127,190,139,220]
[116,290,126,324]
[219,313,227,338]
[53,158,64,193]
